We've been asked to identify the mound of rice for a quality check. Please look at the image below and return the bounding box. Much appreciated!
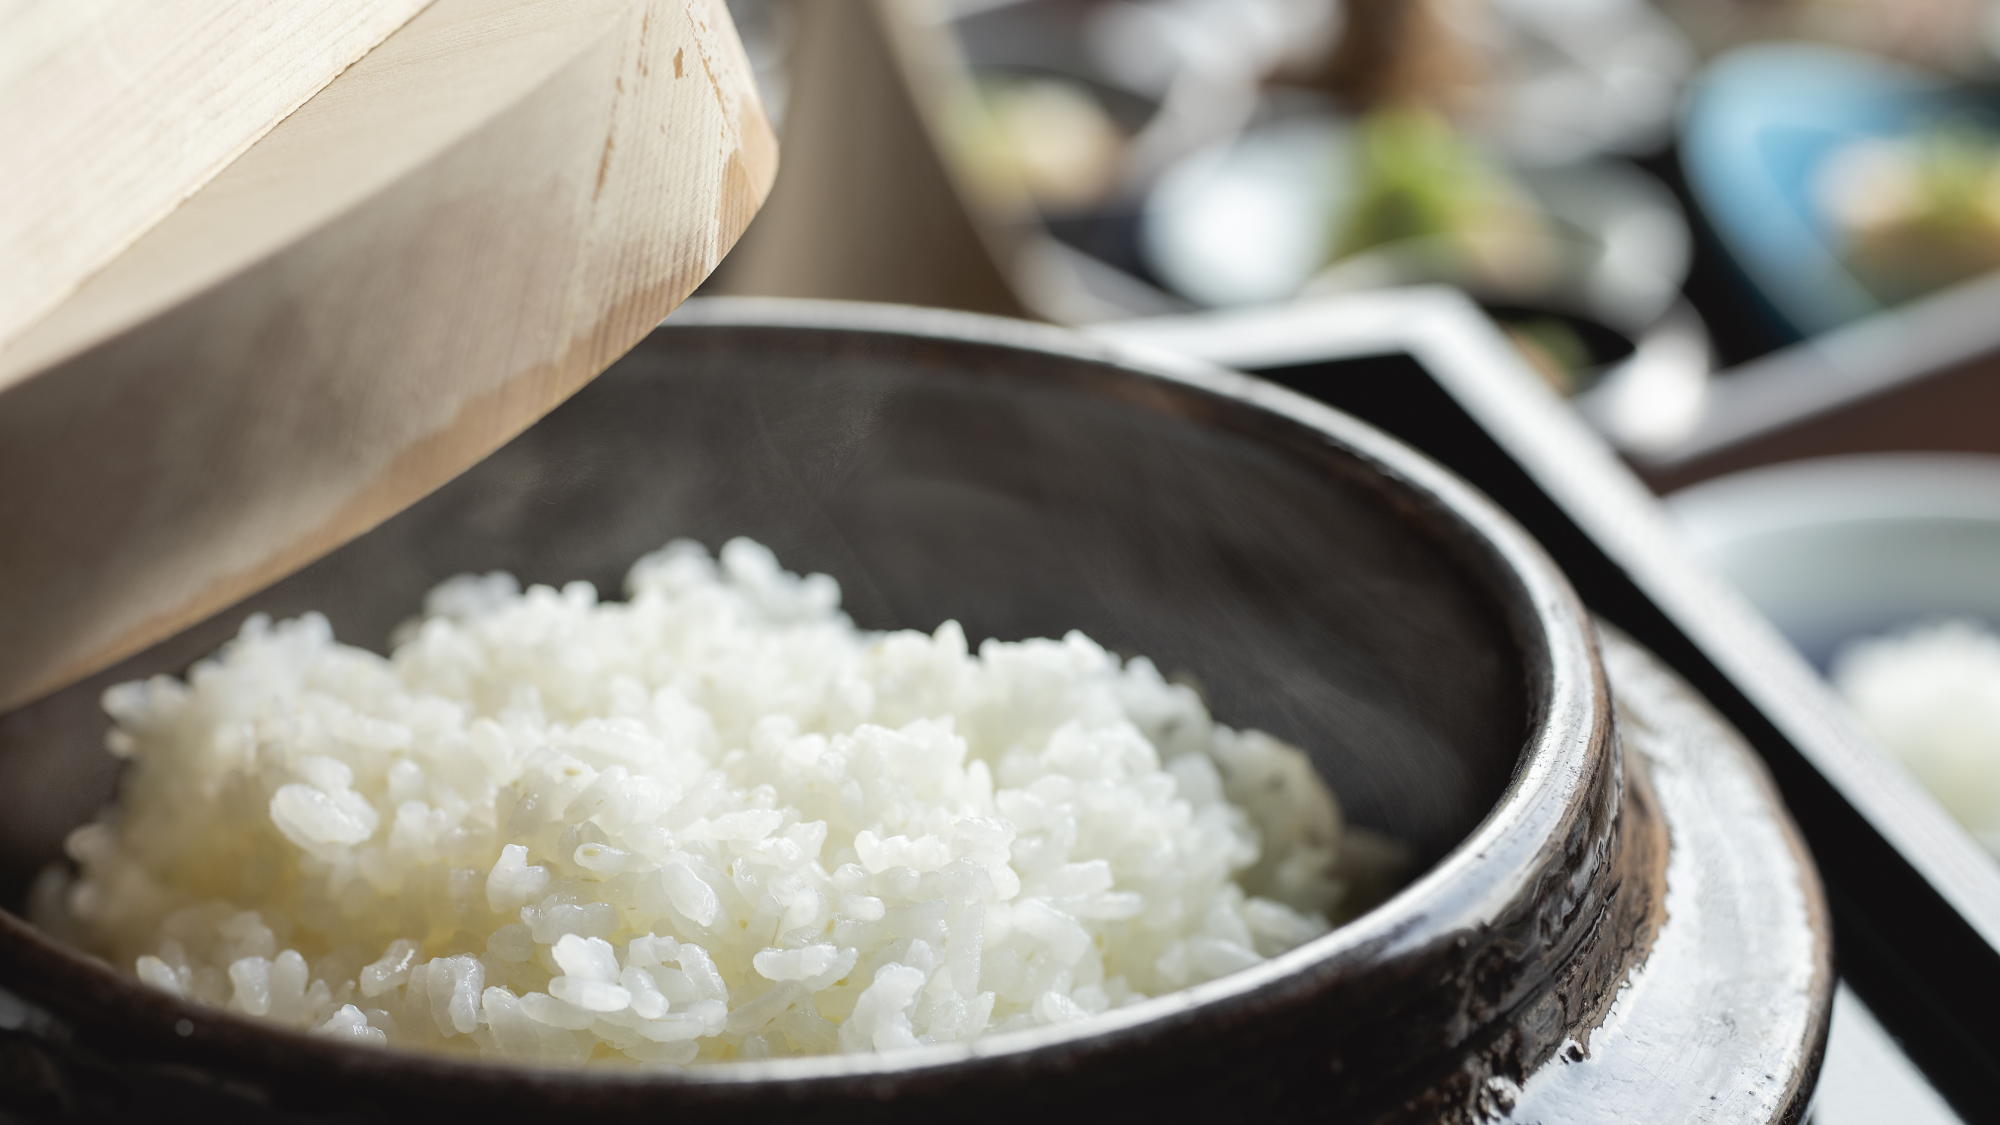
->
[38,539,1348,1065]
[1833,619,2000,857]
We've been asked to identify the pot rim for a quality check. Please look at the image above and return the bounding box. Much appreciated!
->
[0,297,1609,1094]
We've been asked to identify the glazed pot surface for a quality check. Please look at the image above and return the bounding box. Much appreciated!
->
[0,300,1823,1122]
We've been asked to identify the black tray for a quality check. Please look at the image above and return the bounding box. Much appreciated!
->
[1102,289,2000,1123]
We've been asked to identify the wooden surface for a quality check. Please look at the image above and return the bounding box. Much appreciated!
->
[1633,272,2000,491]
[715,0,1032,317]
[709,0,1185,323]
[0,0,435,349]
[0,0,776,713]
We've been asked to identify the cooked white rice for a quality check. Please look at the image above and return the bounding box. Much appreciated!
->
[1833,619,2000,858]
[38,538,1348,1065]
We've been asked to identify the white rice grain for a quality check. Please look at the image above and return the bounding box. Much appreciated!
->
[1834,619,2000,856]
[41,538,1352,1065]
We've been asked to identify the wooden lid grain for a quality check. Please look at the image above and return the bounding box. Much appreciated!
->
[0,0,776,711]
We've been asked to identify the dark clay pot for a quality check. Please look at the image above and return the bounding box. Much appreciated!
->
[0,300,1830,1122]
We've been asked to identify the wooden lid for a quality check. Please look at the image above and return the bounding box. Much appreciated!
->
[0,0,777,711]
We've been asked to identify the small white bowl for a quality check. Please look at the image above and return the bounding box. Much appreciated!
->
[1667,452,2000,665]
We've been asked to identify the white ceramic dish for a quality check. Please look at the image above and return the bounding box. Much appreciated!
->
[1668,453,2000,666]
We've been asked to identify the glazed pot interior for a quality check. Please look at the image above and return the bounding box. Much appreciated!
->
[0,309,1536,922]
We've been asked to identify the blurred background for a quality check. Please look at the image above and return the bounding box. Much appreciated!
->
[705,0,2000,875]
[709,0,2000,454]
